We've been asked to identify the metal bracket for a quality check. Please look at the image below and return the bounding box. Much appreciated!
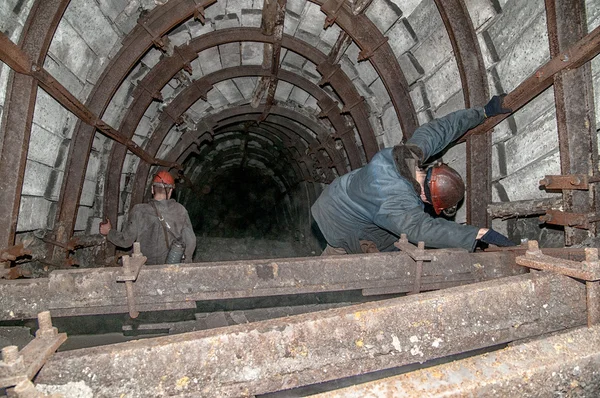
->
[516,240,600,327]
[173,46,194,75]
[358,37,389,62]
[317,99,340,118]
[141,23,169,53]
[193,0,217,24]
[0,311,67,390]
[539,209,600,230]
[539,174,600,190]
[116,243,147,319]
[321,0,344,29]
[317,63,342,87]
[394,234,432,294]
[341,96,365,114]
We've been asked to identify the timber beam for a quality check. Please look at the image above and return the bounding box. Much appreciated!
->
[0,250,527,320]
[34,272,587,397]
[314,325,600,397]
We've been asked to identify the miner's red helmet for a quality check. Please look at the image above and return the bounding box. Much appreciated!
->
[152,171,175,188]
[426,163,465,215]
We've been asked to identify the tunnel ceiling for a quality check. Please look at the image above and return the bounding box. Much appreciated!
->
[0,0,599,249]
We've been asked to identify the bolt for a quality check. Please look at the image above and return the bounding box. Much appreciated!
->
[570,176,582,186]
[585,248,599,263]
[133,242,142,257]
[539,177,550,186]
[417,241,425,250]
[2,345,19,364]
[13,380,40,398]
[36,311,57,338]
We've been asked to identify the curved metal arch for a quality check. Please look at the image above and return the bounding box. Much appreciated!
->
[433,0,490,228]
[0,0,69,247]
[130,115,323,209]
[309,0,418,139]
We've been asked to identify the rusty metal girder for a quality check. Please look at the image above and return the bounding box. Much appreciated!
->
[434,0,490,229]
[545,0,599,244]
[462,24,600,142]
[313,325,600,397]
[539,209,600,230]
[540,174,600,190]
[0,0,68,249]
[35,272,586,397]
[0,250,526,321]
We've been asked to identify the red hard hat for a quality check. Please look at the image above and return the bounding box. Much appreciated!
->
[428,163,465,215]
[153,171,175,187]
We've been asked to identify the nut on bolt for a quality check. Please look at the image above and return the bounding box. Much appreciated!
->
[35,311,58,338]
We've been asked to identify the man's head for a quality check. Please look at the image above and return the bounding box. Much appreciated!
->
[422,163,465,215]
[151,171,175,200]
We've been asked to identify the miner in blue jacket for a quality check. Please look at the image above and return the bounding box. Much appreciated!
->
[311,95,515,255]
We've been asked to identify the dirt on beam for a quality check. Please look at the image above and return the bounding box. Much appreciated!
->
[35,272,586,397]
[0,249,529,320]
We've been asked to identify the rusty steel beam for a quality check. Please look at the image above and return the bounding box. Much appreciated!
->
[545,0,598,245]
[35,272,586,397]
[462,24,600,141]
[0,0,69,249]
[313,325,600,397]
[488,197,563,219]
[0,249,527,320]
[312,0,418,142]
[434,0,491,228]
[254,0,286,119]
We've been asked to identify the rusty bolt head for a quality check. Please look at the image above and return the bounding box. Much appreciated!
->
[36,311,58,338]
[570,176,582,185]
[539,177,550,186]
[2,345,20,364]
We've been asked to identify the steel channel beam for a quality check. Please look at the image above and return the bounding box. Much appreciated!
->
[35,272,586,397]
[0,250,526,320]
[310,0,418,142]
[314,325,600,397]
[545,0,598,245]
[0,0,69,249]
[434,0,490,228]
[53,0,209,247]
[462,24,600,141]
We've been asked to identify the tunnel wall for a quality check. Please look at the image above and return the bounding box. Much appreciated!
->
[0,0,599,255]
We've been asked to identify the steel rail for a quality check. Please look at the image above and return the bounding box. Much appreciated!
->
[34,271,586,397]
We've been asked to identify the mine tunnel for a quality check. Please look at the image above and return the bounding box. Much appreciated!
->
[1,0,600,396]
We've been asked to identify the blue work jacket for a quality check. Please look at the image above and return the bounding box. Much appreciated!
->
[311,108,486,254]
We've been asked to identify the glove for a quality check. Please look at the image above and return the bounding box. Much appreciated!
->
[484,95,512,118]
[480,229,516,247]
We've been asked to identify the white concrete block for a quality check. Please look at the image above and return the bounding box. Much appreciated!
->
[297,2,325,39]
[168,25,192,47]
[80,179,96,207]
[491,118,514,144]
[284,12,300,36]
[75,205,93,231]
[206,85,229,108]
[354,58,379,87]
[339,56,359,81]
[85,152,101,181]
[305,95,319,111]
[21,160,56,199]
[226,0,253,16]
[275,81,294,102]
[424,58,461,109]
[302,61,320,84]
[499,150,561,201]
[241,9,262,28]
[219,43,241,68]
[588,0,600,30]
[386,19,417,57]
[49,19,96,82]
[410,82,428,111]
[398,53,423,86]
[433,90,465,119]
[389,0,421,17]
[464,0,497,31]
[512,86,555,131]
[412,26,452,75]
[287,0,306,15]
[215,80,244,103]
[33,90,76,139]
[242,42,264,65]
[17,196,52,232]
[96,0,128,22]
[233,77,257,99]
[289,87,311,105]
[495,12,550,93]
[366,0,402,34]
[198,47,222,75]
[487,0,544,59]
[0,0,33,41]
[205,1,226,20]
[417,109,433,125]
[64,1,120,58]
[215,13,240,30]
[27,124,63,167]
[406,0,442,40]
[505,109,559,175]
[369,77,391,108]
[0,64,9,109]
[43,56,85,101]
